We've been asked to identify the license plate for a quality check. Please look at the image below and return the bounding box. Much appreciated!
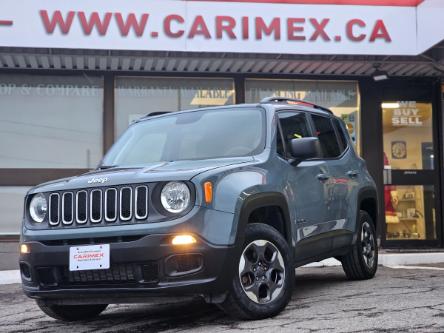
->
[69,244,110,271]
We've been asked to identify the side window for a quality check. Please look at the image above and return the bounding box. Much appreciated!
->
[277,112,310,157]
[311,114,341,158]
[333,118,349,151]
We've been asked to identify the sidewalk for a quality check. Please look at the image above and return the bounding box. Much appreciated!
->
[0,241,18,271]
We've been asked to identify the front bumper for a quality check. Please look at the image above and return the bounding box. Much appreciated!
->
[20,234,237,304]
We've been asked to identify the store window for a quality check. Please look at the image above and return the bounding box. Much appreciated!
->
[245,79,360,152]
[382,101,433,170]
[382,101,437,241]
[115,77,235,137]
[0,187,30,234]
[384,185,436,241]
[0,75,103,169]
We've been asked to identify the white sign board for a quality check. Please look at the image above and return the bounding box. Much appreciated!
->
[69,244,110,271]
[0,0,441,56]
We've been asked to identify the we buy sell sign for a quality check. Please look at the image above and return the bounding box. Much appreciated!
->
[0,0,442,56]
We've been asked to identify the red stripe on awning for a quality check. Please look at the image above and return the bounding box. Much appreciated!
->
[187,0,424,6]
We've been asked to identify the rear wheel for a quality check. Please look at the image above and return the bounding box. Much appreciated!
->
[340,210,378,280]
[219,223,294,320]
[36,301,108,321]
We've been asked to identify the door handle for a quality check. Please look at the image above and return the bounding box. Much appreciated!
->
[347,170,359,178]
[317,173,330,182]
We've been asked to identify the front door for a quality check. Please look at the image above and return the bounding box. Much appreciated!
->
[381,100,441,247]
[276,110,332,261]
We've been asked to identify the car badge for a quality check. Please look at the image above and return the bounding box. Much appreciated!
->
[87,177,109,184]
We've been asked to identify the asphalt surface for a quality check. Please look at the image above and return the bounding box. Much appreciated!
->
[2,266,444,333]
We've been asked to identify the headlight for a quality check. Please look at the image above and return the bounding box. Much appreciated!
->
[29,193,47,223]
[160,182,191,214]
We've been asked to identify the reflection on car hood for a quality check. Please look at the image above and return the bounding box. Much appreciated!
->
[29,157,254,194]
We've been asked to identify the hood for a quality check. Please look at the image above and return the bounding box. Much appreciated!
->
[29,157,254,194]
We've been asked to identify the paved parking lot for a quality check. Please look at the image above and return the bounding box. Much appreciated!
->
[2,266,444,333]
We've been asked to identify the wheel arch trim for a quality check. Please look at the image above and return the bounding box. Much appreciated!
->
[357,187,379,231]
[235,192,293,247]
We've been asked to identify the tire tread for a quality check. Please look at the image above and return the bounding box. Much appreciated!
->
[341,210,378,281]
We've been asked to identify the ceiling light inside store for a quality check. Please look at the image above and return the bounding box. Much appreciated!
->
[381,102,400,109]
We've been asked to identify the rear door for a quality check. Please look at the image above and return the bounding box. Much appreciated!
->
[309,114,355,249]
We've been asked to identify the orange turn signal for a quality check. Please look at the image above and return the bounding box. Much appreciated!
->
[20,244,30,254]
[204,181,213,204]
[171,234,197,246]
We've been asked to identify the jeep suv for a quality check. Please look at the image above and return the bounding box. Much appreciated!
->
[19,97,378,321]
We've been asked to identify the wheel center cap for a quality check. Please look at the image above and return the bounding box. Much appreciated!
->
[255,265,266,277]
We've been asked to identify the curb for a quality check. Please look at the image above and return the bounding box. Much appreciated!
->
[379,252,444,266]
[303,252,444,268]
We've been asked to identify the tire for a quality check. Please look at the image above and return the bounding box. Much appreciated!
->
[36,301,108,321]
[219,223,294,320]
[340,210,378,280]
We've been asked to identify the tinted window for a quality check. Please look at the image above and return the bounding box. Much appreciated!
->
[245,79,361,153]
[312,115,341,158]
[333,118,348,151]
[277,112,310,156]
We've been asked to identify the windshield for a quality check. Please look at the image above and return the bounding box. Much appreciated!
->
[102,107,265,167]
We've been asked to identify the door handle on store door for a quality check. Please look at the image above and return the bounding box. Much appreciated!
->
[317,173,330,182]
[347,170,359,178]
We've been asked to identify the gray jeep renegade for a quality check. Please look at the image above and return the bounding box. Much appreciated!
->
[19,97,378,321]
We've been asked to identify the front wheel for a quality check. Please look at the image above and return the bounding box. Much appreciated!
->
[340,210,378,280]
[219,223,294,320]
[36,301,108,321]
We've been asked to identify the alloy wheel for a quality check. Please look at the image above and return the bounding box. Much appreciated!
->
[361,221,376,269]
[238,239,285,304]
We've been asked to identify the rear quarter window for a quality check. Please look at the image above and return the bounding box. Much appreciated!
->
[333,118,349,152]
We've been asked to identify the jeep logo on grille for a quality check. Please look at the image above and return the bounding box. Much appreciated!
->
[87,177,109,184]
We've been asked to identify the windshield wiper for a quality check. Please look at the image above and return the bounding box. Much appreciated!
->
[97,164,118,170]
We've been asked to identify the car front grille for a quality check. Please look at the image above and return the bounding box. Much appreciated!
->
[47,186,149,227]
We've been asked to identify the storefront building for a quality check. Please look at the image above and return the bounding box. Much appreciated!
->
[0,0,444,250]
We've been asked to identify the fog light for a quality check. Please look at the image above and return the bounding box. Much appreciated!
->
[165,254,203,277]
[171,234,197,246]
[20,244,30,254]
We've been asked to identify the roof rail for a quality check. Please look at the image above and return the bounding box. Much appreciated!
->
[145,111,171,117]
[132,111,171,124]
[260,96,332,114]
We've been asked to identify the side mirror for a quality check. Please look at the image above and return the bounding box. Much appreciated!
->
[289,137,321,165]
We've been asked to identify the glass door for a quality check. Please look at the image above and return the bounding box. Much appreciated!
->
[382,101,440,245]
